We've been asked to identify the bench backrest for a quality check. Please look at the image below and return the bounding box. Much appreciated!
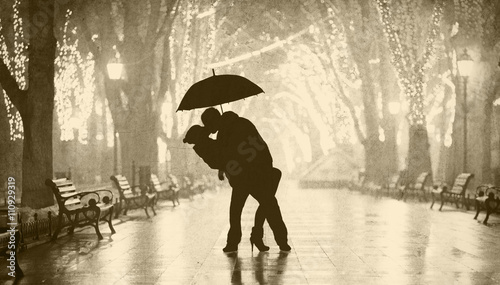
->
[110,175,137,199]
[45,178,81,210]
[450,173,474,194]
[150,174,162,192]
[387,174,400,189]
[413,172,430,190]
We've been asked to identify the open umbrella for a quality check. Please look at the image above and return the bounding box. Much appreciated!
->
[177,70,264,111]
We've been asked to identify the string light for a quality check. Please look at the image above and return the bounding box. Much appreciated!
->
[54,9,95,143]
[375,0,443,126]
[0,0,27,140]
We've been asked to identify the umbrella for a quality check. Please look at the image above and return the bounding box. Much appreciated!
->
[177,70,264,111]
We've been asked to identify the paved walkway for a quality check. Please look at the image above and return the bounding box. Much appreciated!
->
[2,181,500,284]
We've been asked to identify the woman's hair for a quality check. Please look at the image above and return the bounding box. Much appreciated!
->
[183,125,210,144]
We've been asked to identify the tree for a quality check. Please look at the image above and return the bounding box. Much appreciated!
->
[294,0,401,184]
[375,0,444,182]
[0,0,58,208]
[74,0,183,181]
[443,0,500,188]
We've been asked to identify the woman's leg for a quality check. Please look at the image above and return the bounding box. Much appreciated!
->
[250,205,269,251]
[254,205,266,229]
[251,191,289,249]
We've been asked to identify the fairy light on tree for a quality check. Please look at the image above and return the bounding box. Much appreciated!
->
[0,0,27,141]
[54,9,95,144]
[375,0,444,180]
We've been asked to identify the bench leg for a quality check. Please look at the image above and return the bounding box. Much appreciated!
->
[144,204,150,218]
[93,207,103,240]
[108,207,116,234]
[150,199,157,216]
[439,193,445,211]
[69,213,78,234]
[171,193,176,207]
[483,210,492,225]
[463,196,469,211]
[474,201,482,219]
[51,213,64,240]
[122,200,130,216]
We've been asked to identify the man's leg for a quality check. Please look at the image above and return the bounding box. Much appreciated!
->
[225,187,249,251]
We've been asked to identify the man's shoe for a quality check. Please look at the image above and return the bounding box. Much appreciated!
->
[223,244,238,253]
[279,243,291,252]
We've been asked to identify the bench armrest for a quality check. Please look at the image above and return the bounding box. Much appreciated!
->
[61,191,100,208]
[93,189,114,204]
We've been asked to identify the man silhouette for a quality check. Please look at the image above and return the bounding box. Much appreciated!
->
[185,108,290,252]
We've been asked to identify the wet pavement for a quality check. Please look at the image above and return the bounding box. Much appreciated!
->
[2,181,500,284]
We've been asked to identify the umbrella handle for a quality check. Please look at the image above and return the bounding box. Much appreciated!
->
[212,69,216,76]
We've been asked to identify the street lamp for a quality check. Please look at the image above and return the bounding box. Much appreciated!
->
[457,49,473,172]
[388,101,401,115]
[106,58,123,80]
[106,50,123,174]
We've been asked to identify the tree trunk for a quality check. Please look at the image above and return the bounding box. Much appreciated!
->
[482,96,493,184]
[167,138,188,176]
[379,44,399,177]
[481,78,499,184]
[359,63,384,184]
[407,125,432,183]
[17,0,57,208]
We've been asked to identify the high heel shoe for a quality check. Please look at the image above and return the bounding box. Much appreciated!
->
[250,227,269,252]
[250,237,270,252]
[223,243,238,253]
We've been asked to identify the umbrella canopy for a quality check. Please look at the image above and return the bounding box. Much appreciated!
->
[177,74,264,111]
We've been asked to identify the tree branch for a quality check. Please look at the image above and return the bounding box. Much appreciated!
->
[145,0,162,48]
[0,59,26,112]
[328,64,366,145]
[420,0,443,70]
[153,0,182,45]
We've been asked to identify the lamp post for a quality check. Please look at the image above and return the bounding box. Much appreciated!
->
[457,49,473,172]
[107,52,123,174]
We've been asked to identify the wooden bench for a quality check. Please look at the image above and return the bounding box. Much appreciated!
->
[110,175,156,218]
[45,179,116,240]
[474,185,500,225]
[385,174,404,198]
[1,207,23,277]
[349,171,366,192]
[430,173,474,211]
[181,176,195,199]
[150,174,180,206]
[401,172,430,202]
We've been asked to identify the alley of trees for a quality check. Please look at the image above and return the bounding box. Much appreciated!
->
[1,0,499,208]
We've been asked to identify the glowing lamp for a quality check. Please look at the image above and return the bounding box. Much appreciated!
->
[107,58,123,80]
[388,101,401,115]
[457,49,473,78]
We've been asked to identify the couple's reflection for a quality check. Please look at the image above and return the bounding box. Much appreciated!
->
[227,251,289,284]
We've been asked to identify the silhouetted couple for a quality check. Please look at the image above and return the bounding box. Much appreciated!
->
[183,108,290,252]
